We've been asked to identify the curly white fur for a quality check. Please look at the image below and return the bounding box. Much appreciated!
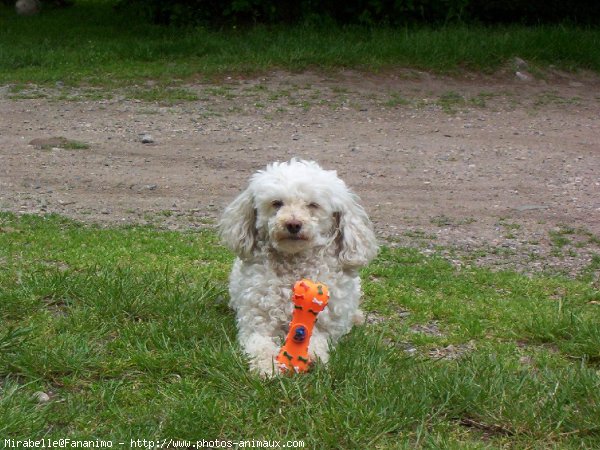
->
[219,159,378,376]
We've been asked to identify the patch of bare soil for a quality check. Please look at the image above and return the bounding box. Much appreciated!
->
[1,69,599,277]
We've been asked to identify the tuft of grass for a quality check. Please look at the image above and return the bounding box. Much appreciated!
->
[1,2,600,87]
[203,86,235,99]
[431,215,477,227]
[437,90,466,113]
[62,140,90,150]
[28,136,90,151]
[0,212,599,447]
[436,91,494,113]
[534,92,582,108]
[125,86,199,104]
[383,91,410,107]
[549,225,598,251]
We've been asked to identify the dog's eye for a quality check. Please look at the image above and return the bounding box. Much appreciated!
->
[308,202,319,209]
[272,200,284,209]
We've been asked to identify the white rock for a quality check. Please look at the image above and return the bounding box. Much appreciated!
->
[16,0,41,15]
[140,134,154,144]
[33,391,50,403]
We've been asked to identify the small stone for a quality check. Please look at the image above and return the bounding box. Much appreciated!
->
[514,205,549,212]
[140,134,154,144]
[33,391,50,403]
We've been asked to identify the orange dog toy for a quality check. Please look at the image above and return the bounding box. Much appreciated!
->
[276,279,329,374]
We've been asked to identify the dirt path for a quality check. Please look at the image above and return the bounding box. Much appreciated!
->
[1,70,599,277]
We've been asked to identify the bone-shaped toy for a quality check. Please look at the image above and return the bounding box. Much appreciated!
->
[276,279,329,374]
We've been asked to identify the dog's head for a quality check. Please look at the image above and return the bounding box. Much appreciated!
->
[219,159,378,268]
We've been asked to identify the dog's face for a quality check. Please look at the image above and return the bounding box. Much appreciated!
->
[219,159,378,267]
[255,188,335,255]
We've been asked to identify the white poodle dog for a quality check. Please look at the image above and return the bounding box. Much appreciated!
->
[219,159,378,376]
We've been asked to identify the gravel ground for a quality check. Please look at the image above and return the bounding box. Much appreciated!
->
[1,69,599,278]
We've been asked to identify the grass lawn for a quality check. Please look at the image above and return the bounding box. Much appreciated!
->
[1,1,600,87]
[1,213,599,448]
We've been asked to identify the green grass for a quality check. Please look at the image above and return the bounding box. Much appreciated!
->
[25,136,91,151]
[1,212,599,448]
[383,91,410,108]
[125,86,199,104]
[1,2,600,87]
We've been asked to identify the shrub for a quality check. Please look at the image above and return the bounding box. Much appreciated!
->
[102,0,600,26]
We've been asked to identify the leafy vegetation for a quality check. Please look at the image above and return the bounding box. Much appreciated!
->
[1,1,600,87]
[115,0,600,26]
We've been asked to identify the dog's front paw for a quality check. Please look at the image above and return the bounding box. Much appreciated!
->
[242,333,281,378]
[308,333,330,365]
[250,355,280,378]
[352,308,366,325]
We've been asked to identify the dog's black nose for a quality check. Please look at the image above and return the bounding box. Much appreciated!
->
[286,220,302,234]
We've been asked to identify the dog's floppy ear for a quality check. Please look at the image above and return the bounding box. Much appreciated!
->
[335,193,378,269]
[219,188,257,259]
